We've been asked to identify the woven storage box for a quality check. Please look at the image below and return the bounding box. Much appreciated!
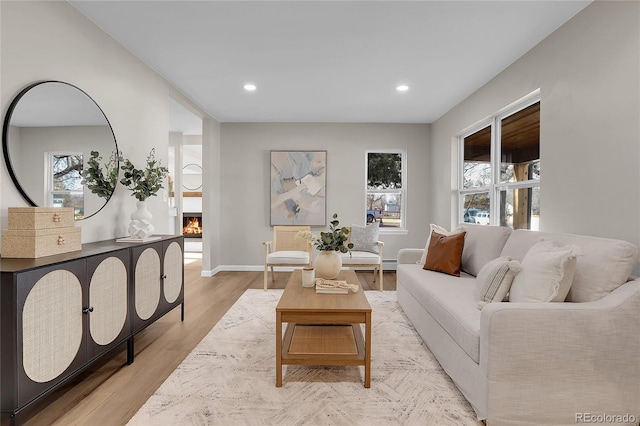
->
[1,227,81,258]
[8,207,75,230]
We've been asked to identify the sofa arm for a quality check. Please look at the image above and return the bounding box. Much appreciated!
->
[397,248,423,265]
[480,280,640,424]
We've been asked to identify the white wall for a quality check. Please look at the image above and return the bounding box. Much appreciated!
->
[202,118,222,274]
[1,1,215,243]
[430,1,640,245]
[217,123,430,271]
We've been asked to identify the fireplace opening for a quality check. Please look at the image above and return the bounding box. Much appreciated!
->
[182,213,202,238]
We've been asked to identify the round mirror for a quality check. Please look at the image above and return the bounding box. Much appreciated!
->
[182,163,202,191]
[2,81,118,220]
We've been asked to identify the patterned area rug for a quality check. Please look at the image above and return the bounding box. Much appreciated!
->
[128,290,481,425]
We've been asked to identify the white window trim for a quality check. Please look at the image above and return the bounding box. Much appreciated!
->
[457,90,541,226]
[365,149,407,233]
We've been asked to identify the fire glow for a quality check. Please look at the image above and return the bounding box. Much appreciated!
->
[183,217,202,236]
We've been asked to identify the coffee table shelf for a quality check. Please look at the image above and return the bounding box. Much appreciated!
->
[282,324,365,363]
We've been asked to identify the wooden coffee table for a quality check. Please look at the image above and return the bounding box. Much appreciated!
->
[275,269,372,388]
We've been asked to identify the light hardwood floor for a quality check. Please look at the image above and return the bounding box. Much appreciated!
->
[22,259,396,426]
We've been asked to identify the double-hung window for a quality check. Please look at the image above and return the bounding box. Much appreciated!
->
[459,92,540,230]
[366,150,406,231]
[48,152,84,218]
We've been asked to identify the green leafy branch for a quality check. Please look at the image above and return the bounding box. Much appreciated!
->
[81,150,119,199]
[316,213,354,253]
[119,148,169,201]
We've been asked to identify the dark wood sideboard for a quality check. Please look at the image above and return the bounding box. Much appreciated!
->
[0,235,184,425]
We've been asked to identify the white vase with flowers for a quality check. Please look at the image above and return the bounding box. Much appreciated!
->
[119,148,168,239]
[296,213,353,280]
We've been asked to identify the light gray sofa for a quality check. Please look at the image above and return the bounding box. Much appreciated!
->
[396,224,640,425]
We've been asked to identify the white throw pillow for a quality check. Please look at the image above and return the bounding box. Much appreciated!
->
[509,240,579,303]
[418,224,466,266]
[475,256,521,309]
[350,222,380,254]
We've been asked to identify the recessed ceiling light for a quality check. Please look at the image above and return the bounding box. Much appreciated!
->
[244,83,257,92]
[396,85,409,92]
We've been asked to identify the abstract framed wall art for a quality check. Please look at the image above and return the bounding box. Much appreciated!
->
[270,150,326,225]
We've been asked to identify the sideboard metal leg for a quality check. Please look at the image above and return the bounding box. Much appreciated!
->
[126,338,134,365]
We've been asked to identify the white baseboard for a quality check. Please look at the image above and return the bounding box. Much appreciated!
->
[200,261,397,277]
[382,259,398,271]
[200,265,294,276]
[200,266,222,277]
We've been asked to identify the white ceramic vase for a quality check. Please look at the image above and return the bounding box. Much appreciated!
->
[314,250,342,279]
[128,200,154,239]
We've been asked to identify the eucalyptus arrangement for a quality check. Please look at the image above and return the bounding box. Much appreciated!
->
[297,213,354,253]
[81,150,119,198]
[119,148,169,201]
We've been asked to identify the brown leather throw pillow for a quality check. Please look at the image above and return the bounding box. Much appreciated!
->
[423,230,466,277]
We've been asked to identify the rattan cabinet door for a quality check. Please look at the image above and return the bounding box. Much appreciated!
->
[86,250,130,360]
[131,242,162,332]
[16,260,86,407]
[161,239,183,307]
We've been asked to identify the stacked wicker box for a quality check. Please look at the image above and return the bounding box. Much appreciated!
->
[1,207,81,258]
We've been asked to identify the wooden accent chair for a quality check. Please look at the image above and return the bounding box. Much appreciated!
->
[340,227,384,291]
[263,225,312,291]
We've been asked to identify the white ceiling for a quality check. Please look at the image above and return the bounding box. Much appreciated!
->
[70,1,590,124]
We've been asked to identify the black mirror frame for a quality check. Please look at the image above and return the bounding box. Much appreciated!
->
[2,80,119,220]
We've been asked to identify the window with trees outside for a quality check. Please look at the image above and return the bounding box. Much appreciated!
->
[48,152,84,219]
[459,93,540,230]
[366,150,406,230]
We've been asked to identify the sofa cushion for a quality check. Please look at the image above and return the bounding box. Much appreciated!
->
[266,251,310,264]
[397,264,481,363]
[419,224,466,266]
[341,250,380,265]
[501,230,639,302]
[349,222,379,254]
[508,240,578,303]
[555,257,578,301]
[460,224,513,277]
[474,256,520,309]
[424,231,466,276]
